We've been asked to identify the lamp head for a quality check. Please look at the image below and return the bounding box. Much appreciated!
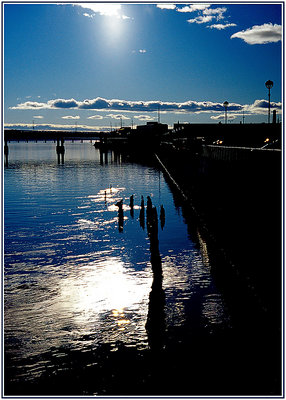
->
[265,80,273,89]
[223,101,229,108]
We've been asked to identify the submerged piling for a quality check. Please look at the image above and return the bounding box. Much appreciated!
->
[116,199,124,233]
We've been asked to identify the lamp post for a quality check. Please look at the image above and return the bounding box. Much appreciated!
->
[223,101,229,124]
[265,80,273,124]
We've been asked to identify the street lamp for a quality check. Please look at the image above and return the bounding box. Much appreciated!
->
[223,101,229,124]
[265,80,273,124]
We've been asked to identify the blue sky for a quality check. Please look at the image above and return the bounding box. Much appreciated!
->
[4,2,282,131]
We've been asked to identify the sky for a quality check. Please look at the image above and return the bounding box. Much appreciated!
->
[3,1,283,131]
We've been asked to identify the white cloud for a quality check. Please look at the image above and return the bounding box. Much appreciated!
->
[231,23,282,44]
[106,114,130,120]
[132,49,147,54]
[156,4,176,10]
[11,101,48,109]
[176,4,234,28]
[33,115,44,119]
[188,15,215,24]
[244,99,282,114]
[87,115,104,120]
[61,115,80,120]
[134,115,155,121]
[177,4,211,13]
[208,23,237,30]
[203,6,226,18]
[210,114,237,120]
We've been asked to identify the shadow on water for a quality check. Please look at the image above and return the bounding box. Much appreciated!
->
[145,198,165,353]
[159,165,282,396]
[139,196,145,230]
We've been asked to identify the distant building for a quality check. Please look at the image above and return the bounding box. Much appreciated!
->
[129,122,169,150]
[136,122,169,136]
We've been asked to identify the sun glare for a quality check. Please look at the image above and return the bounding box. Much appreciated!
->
[77,3,123,17]
[59,257,152,327]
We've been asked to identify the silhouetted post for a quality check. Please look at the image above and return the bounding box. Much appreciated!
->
[223,101,229,124]
[116,199,124,233]
[139,196,145,230]
[160,205,165,230]
[273,110,277,124]
[56,138,65,164]
[130,195,134,218]
[99,149,103,165]
[265,80,273,124]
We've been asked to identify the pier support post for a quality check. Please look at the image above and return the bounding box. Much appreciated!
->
[56,138,65,164]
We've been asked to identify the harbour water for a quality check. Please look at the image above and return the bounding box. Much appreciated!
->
[4,142,280,395]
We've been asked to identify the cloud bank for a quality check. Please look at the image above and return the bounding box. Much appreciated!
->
[231,23,282,44]
[10,96,281,115]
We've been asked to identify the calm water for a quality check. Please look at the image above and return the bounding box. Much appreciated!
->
[4,142,232,394]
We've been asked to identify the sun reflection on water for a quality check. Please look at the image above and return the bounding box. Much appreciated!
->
[59,257,152,331]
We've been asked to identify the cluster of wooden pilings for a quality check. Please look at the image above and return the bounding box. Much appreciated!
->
[115,195,165,234]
